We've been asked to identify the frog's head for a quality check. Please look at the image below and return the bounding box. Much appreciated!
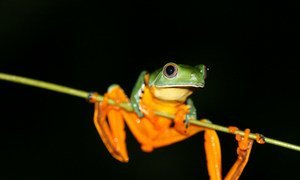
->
[149,62,207,88]
[148,62,207,102]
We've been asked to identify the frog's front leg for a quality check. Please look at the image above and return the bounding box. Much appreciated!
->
[186,98,197,125]
[174,104,190,134]
[130,71,147,118]
[173,98,196,134]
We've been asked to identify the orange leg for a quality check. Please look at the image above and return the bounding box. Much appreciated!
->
[122,112,155,152]
[195,122,254,180]
[93,85,129,162]
[94,85,157,161]
[203,123,222,180]
[225,128,254,180]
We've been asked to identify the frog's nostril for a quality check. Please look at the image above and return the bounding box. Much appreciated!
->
[202,65,208,79]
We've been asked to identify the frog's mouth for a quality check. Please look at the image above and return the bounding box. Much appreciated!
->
[155,83,205,88]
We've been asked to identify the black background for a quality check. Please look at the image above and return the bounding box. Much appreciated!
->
[0,0,299,179]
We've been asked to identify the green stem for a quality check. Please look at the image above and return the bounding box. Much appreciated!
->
[1,72,300,152]
[0,72,90,99]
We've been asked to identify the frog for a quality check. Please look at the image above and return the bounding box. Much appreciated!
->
[130,62,207,128]
[91,62,254,180]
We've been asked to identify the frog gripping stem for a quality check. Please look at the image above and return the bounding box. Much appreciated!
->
[93,85,255,179]
[93,87,129,162]
[225,128,254,180]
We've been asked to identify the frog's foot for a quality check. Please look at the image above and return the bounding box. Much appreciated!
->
[225,128,254,180]
[255,133,266,144]
[93,85,129,163]
[186,111,197,127]
[174,106,190,135]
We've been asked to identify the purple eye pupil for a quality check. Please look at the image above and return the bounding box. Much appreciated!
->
[166,65,175,76]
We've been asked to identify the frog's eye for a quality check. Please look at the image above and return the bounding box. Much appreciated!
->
[163,63,178,78]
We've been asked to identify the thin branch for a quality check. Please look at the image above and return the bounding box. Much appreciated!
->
[0,72,300,152]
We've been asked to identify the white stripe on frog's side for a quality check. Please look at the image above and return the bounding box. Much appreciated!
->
[138,83,145,99]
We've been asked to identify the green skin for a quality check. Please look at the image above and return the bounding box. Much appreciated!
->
[130,62,207,125]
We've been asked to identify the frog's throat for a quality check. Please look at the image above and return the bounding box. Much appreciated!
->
[150,87,194,102]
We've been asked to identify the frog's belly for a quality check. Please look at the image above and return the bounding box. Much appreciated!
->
[150,87,192,102]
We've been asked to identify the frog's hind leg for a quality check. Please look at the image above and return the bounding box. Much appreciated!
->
[224,128,254,180]
[93,85,129,162]
[202,120,222,180]
[93,85,158,162]
[194,121,253,180]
